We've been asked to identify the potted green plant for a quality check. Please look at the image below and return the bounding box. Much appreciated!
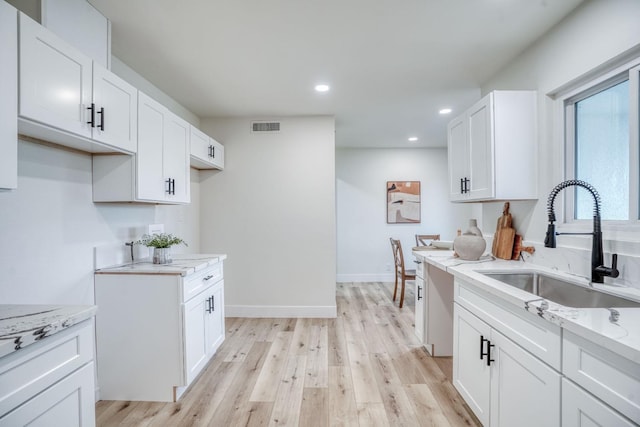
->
[136,233,187,264]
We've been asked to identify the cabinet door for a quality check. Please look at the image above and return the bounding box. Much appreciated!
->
[467,94,494,200]
[0,362,95,427]
[190,126,212,168]
[0,1,17,190]
[447,114,468,201]
[206,283,225,356]
[164,112,191,203]
[453,303,491,426]
[136,92,166,201]
[489,329,560,427]
[183,290,210,385]
[414,276,425,343]
[562,378,636,427]
[92,64,137,153]
[209,138,225,170]
[18,13,92,139]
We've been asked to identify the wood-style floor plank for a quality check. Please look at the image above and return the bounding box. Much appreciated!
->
[96,282,480,427]
[250,331,294,402]
[299,387,329,427]
[328,366,359,427]
[268,355,307,427]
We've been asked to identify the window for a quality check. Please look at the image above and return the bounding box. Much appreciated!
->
[564,62,640,224]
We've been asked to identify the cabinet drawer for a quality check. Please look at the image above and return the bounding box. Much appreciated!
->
[415,257,424,278]
[563,331,640,423]
[183,262,223,302]
[455,279,561,369]
[0,362,95,427]
[0,320,94,416]
[562,378,637,427]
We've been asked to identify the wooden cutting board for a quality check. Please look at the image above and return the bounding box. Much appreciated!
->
[492,202,516,260]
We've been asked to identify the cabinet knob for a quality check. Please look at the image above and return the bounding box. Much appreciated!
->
[203,275,214,281]
[417,285,422,301]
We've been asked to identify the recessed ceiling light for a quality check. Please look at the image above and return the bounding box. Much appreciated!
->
[315,84,330,92]
[439,108,452,115]
[408,137,418,142]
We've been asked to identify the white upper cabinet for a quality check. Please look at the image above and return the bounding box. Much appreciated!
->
[18,12,136,154]
[19,12,92,139]
[136,92,167,201]
[448,90,537,202]
[6,0,110,68]
[91,64,138,153]
[0,1,18,190]
[40,0,111,68]
[93,91,191,204]
[190,126,225,170]
[163,111,191,203]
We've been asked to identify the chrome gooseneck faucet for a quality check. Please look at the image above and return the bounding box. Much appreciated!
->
[544,180,619,283]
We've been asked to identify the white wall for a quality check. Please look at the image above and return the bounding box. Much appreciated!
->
[199,116,337,317]
[336,148,475,282]
[479,0,640,287]
[0,139,200,304]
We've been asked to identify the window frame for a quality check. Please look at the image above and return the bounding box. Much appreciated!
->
[559,59,640,233]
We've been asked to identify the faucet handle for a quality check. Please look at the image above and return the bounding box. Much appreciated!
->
[611,253,619,278]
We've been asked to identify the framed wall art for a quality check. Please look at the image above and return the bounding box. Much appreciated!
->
[387,181,421,224]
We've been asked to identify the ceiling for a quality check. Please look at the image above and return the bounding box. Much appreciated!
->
[88,0,583,148]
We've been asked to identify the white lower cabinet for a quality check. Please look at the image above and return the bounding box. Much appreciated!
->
[414,260,425,342]
[184,280,225,385]
[453,303,491,425]
[423,264,454,356]
[453,278,562,427]
[562,330,639,425]
[489,327,560,427]
[94,261,225,402]
[562,379,637,427]
[0,321,96,427]
[413,257,454,357]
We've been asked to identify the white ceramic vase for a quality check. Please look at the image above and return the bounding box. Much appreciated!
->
[454,219,486,261]
[152,247,172,264]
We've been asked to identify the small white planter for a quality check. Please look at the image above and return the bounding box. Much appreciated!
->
[152,247,172,264]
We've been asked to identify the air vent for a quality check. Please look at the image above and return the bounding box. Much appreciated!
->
[251,121,281,133]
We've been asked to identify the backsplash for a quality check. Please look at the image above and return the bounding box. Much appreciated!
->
[521,243,640,291]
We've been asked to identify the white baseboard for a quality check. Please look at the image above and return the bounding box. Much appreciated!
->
[225,305,337,318]
[336,273,395,283]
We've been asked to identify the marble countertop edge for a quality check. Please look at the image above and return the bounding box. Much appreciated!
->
[412,250,640,364]
[0,304,97,359]
[95,253,226,275]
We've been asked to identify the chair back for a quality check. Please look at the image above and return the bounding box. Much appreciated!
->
[415,234,441,246]
[390,238,406,273]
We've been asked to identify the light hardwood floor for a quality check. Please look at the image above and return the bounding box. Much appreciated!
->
[96,282,480,427]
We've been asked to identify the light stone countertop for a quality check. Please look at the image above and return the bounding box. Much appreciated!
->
[0,304,97,359]
[413,250,640,364]
[95,253,227,276]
